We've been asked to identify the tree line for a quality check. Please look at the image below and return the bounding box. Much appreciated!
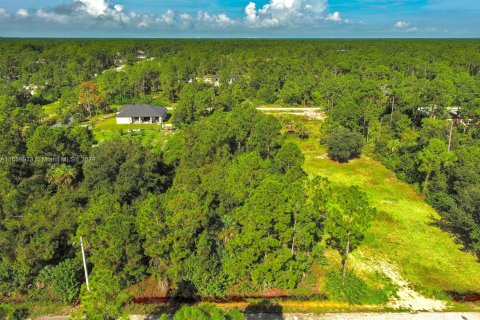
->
[1,38,479,317]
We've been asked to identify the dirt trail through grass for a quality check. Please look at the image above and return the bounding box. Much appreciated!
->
[356,259,447,311]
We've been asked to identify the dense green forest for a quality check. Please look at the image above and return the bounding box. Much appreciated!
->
[0,39,479,317]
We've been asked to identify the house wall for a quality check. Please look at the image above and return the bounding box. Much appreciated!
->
[116,117,132,124]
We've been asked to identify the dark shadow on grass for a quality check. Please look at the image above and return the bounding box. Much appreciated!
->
[13,308,30,320]
[430,219,480,262]
[141,280,200,320]
[243,299,284,320]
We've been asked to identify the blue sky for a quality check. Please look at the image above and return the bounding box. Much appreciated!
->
[0,0,478,37]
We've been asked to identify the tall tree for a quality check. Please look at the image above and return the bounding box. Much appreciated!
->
[325,186,376,283]
[78,81,104,119]
[417,138,456,194]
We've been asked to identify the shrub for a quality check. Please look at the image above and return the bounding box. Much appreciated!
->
[0,304,29,320]
[226,308,244,320]
[77,268,131,320]
[296,123,310,140]
[163,304,243,320]
[173,306,209,320]
[36,259,80,304]
[325,126,363,163]
[0,305,8,319]
[325,271,389,305]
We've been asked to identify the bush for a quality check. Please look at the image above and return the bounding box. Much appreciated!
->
[77,268,131,320]
[0,304,29,320]
[296,123,310,140]
[325,271,389,305]
[173,306,209,320]
[164,304,243,320]
[0,305,8,319]
[325,126,363,163]
[36,259,80,304]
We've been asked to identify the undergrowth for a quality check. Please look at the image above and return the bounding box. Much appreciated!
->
[325,271,390,305]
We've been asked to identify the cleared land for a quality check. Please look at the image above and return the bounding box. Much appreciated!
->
[290,119,480,296]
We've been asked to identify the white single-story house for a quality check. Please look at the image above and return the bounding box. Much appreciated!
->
[116,104,168,125]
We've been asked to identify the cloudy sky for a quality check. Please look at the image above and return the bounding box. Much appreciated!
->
[0,0,478,37]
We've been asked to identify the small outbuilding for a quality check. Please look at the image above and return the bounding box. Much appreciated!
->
[116,104,168,125]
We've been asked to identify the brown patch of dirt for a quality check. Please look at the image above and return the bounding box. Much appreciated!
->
[355,259,447,312]
[129,277,169,298]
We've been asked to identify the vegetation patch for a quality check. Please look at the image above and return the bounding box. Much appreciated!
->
[295,119,480,293]
[325,271,390,305]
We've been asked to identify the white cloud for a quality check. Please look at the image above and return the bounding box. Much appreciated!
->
[159,9,175,25]
[31,0,140,25]
[197,11,236,27]
[36,9,69,23]
[217,13,235,27]
[78,0,108,16]
[326,11,341,22]
[4,0,347,33]
[26,0,238,30]
[178,13,193,29]
[0,7,10,19]
[113,4,124,13]
[394,20,418,32]
[245,2,257,24]
[243,0,329,28]
[395,21,410,29]
[17,9,29,18]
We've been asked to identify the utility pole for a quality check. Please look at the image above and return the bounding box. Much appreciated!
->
[80,236,90,292]
[447,119,454,152]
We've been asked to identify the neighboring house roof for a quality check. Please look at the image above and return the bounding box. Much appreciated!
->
[117,104,168,118]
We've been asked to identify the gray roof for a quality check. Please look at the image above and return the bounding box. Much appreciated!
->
[117,104,168,118]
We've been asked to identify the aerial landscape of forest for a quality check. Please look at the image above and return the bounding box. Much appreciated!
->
[0,38,479,319]
[1,2,480,319]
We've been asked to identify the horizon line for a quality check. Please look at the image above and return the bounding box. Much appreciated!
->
[1,36,480,40]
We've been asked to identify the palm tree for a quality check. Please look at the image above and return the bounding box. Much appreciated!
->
[46,164,77,187]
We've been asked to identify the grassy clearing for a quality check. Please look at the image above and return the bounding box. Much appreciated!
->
[289,119,480,294]
[93,117,164,131]
[88,114,174,152]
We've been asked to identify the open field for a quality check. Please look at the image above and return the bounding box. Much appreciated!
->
[289,119,480,295]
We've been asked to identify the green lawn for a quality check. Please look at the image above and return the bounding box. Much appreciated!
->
[89,114,173,153]
[94,117,164,131]
[291,120,480,294]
